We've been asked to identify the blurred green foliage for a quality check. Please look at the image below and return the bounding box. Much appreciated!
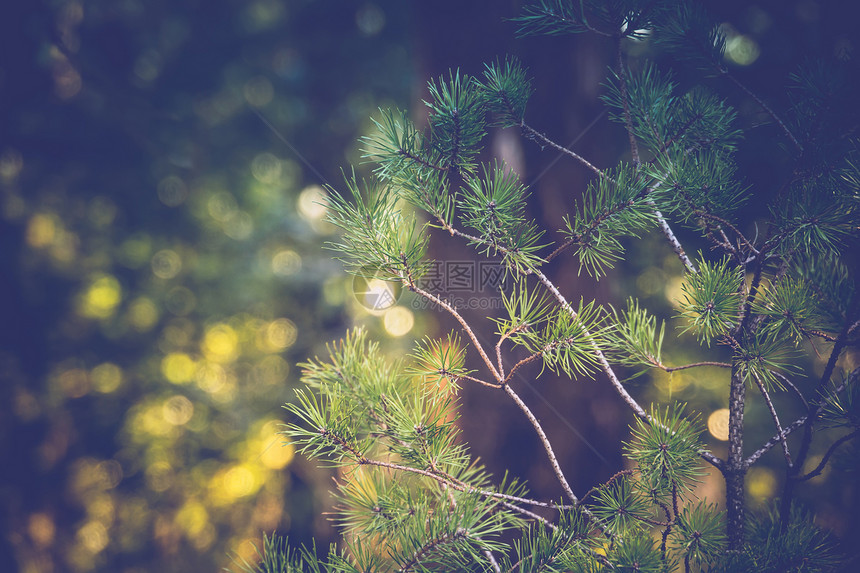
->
[0,1,413,571]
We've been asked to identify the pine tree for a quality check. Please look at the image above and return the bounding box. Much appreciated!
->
[234,1,859,571]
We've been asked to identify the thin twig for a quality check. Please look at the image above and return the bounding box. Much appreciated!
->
[745,368,858,467]
[459,374,503,389]
[651,201,697,273]
[695,211,759,256]
[772,371,809,410]
[484,549,502,573]
[520,121,604,178]
[797,429,860,482]
[503,352,544,386]
[752,371,792,467]
[660,361,732,372]
[724,71,803,154]
[504,384,580,505]
[616,38,641,167]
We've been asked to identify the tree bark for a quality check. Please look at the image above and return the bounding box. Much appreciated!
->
[726,367,747,550]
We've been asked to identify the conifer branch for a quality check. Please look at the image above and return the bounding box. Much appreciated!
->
[745,415,807,468]
[795,302,859,469]
[502,351,544,386]
[280,3,858,566]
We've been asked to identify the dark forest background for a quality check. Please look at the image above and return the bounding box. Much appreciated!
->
[1,1,857,571]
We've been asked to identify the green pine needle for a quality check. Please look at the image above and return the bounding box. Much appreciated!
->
[624,403,707,495]
[677,256,742,346]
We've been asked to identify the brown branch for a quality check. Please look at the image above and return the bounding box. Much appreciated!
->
[503,352,544,386]
[459,374,503,389]
[660,361,732,372]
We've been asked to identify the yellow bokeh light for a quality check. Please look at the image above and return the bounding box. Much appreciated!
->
[263,318,297,351]
[271,249,302,276]
[57,368,90,398]
[725,35,760,66]
[26,213,57,248]
[210,464,262,504]
[163,395,194,426]
[0,148,24,181]
[119,235,152,268]
[207,190,237,222]
[223,210,254,240]
[77,521,108,554]
[28,513,55,548]
[128,296,159,331]
[54,60,82,99]
[383,306,414,337]
[746,467,776,501]
[297,185,328,220]
[260,439,294,470]
[653,370,692,399]
[151,249,182,279]
[707,408,730,441]
[244,75,274,107]
[195,362,228,394]
[157,175,188,207]
[664,276,685,310]
[165,286,197,316]
[87,493,116,523]
[175,500,209,537]
[251,152,282,184]
[251,355,289,386]
[201,324,240,363]
[145,460,173,492]
[79,274,122,319]
[161,352,197,384]
[91,362,123,393]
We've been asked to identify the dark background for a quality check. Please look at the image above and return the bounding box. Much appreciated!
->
[1,1,857,571]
